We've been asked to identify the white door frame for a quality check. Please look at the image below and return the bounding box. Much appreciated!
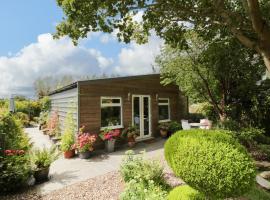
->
[132,95,152,140]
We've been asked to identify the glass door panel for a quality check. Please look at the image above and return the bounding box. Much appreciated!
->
[143,97,150,136]
[133,97,140,130]
[133,95,151,139]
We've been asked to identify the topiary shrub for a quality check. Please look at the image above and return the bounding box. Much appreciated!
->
[167,185,206,200]
[164,130,256,199]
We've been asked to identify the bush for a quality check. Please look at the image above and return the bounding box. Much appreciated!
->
[14,112,30,127]
[0,112,31,150]
[165,130,256,199]
[120,150,166,187]
[120,179,168,200]
[168,121,182,133]
[0,154,31,194]
[167,185,206,200]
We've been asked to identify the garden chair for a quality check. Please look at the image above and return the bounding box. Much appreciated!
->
[181,120,191,130]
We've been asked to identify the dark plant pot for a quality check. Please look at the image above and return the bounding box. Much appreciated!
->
[128,137,136,147]
[105,139,116,153]
[160,129,168,138]
[64,149,75,159]
[79,151,92,159]
[34,167,49,183]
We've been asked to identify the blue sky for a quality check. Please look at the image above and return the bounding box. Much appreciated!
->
[0,1,162,97]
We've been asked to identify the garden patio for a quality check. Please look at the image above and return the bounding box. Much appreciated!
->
[14,127,181,196]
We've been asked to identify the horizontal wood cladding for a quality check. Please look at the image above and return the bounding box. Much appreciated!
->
[78,75,187,144]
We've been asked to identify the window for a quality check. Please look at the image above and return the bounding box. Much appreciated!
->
[101,97,122,129]
[158,98,170,122]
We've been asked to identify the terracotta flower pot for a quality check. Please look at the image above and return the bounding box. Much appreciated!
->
[79,151,92,159]
[34,167,49,183]
[160,129,168,138]
[64,149,75,159]
[128,137,136,147]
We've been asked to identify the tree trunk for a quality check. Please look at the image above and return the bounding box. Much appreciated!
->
[261,50,270,72]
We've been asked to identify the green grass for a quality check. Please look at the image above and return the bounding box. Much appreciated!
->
[243,186,270,200]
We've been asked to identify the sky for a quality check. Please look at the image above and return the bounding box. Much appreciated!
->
[0,0,163,98]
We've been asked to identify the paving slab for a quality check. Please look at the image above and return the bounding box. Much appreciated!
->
[24,127,166,195]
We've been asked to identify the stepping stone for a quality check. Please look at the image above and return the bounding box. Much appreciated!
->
[260,171,270,179]
[255,161,270,170]
[256,175,270,190]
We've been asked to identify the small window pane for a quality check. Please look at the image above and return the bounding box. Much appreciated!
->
[158,99,169,104]
[101,106,121,127]
[159,105,169,120]
[102,98,120,104]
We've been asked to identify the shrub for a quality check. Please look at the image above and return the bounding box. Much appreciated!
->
[165,130,256,199]
[167,185,206,200]
[120,179,168,200]
[168,121,182,133]
[0,154,31,194]
[61,112,76,152]
[120,150,166,187]
[14,112,30,127]
[0,112,31,150]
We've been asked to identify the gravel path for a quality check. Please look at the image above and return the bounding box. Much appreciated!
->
[2,169,183,200]
[2,171,124,200]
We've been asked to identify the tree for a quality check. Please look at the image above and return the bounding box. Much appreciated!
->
[156,33,264,121]
[55,0,270,71]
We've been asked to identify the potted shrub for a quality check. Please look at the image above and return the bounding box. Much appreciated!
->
[74,128,97,159]
[122,125,140,147]
[30,146,59,183]
[168,121,182,135]
[100,128,121,152]
[61,112,76,159]
[158,122,170,138]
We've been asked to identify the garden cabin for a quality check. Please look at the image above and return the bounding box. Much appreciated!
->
[49,74,188,148]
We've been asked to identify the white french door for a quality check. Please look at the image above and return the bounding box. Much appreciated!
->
[132,95,151,139]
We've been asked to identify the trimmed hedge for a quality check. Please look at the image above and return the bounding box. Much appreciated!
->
[168,185,206,200]
[164,130,256,199]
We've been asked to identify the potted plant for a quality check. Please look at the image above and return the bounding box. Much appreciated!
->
[158,122,170,138]
[30,146,59,183]
[168,121,182,135]
[61,112,76,158]
[74,127,97,159]
[100,128,121,152]
[122,125,140,147]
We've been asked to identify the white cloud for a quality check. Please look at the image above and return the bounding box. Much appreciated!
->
[0,33,112,98]
[114,34,163,75]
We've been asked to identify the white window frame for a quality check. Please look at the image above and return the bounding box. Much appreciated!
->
[158,98,171,122]
[100,96,123,130]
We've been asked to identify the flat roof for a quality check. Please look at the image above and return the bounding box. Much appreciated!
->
[49,73,160,95]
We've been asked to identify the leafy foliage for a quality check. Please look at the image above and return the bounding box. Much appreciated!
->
[61,112,76,152]
[121,125,140,139]
[30,146,59,170]
[120,179,168,200]
[0,112,31,150]
[165,130,256,199]
[55,0,270,71]
[120,150,166,187]
[157,33,264,121]
[167,185,206,200]
[0,154,31,194]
